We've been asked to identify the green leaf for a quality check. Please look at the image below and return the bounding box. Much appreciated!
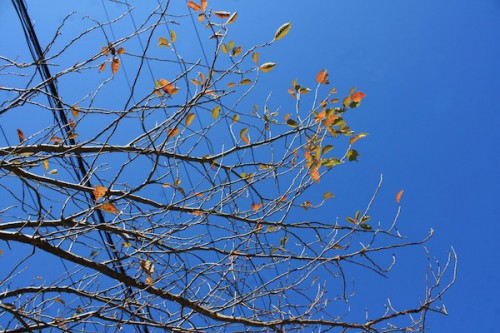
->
[279,236,289,248]
[321,158,341,168]
[322,145,334,155]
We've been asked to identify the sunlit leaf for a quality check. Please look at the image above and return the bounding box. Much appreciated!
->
[122,242,132,247]
[310,167,320,182]
[280,236,289,247]
[159,79,178,95]
[190,78,201,85]
[232,114,240,123]
[157,37,170,47]
[187,1,201,11]
[69,119,76,129]
[299,87,311,94]
[98,202,118,214]
[349,133,368,145]
[101,46,109,56]
[351,91,366,102]
[274,22,292,41]
[232,46,242,57]
[200,0,207,11]
[167,127,180,139]
[140,259,155,275]
[198,13,205,23]
[93,185,107,202]
[145,275,154,285]
[170,30,177,43]
[43,159,49,171]
[111,58,120,75]
[316,69,329,84]
[286,119,298,127]
[396,190,405,204]
[99,62,106,72]
[322,158,341,167]
[221,43,228,54]
[323,192,335,200]
[227,82,236,87]
[252,202,263,211]
[51,137,63,144]
[343,96,351,108]
[117,47,126,55]
[240,79,252,85]
[54,298,65,305]
[228,40,235,50]
[240,128,249,144]
[252,52,259,64]
[213,11,231,19]
[226,12,238,24]
[185,113,195,127]
[211,106,220,119]
[259,62,277,72]
[48,169,58,175]
[71,105,79,118]
[16,129,24,143]
[360,223,372,230]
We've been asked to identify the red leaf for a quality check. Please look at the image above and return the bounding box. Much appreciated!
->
[16,129,24,143]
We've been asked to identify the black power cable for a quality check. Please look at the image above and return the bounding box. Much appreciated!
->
[10,1,151,332]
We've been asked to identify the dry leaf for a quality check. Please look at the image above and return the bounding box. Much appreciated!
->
[111,58,120,75]
[396,190,404,204]
[140,259,155,275]
[187,1,201,11]
[93,185,107,202]
[252,202,263,211]
[16,129,24,143]
[98,202,118,214]
[316,69,329,84]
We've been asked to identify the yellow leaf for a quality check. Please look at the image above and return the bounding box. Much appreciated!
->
[226,12,238,24]
[170,30,177,43]
[240,79,252,85]
[213,11,231,19]
[48,169,58,175]
[274,22,292,41]
[167,127,180,139]
[98,202,118,214]
[185,113,195,127]
[93,185,107,202]
[68,133,78,140]
[343,96,351,108]
[252,52,259,64]
[111,58,120,75]
[349,133,368,145]
[227,82,236,87]
[396,190,404,204]
[221,43,228,54]
[228,40,234,50]
[71,105,79,118]
[232,114,240,123]
[259,62,276,73]
[240,128,249,144]
[323,192,335,200]
[211,106,220,119]
[349,87,356,95]
[187,1,201,11]
[157,37,170,47]
[43,159,49,171]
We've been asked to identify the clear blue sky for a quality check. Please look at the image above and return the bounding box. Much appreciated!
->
[1,1,499,332]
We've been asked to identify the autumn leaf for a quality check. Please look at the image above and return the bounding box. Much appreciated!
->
[170,30,177,43]
[259,62,277,73]
[232,46,242,57]
[252,202,263,211]
[274,22,292,41]
[93,185,106,202]
[71,105,79,118]
[211,106,220,119]
[111,58,120,75]
[351,91,366,102]
[240,79,252,85]
[349,133,368,145]
[159,79,178,94]
[396,190,405,204]
[117,47,126,55]
[187,1,201,11]
[226,12,238,24]
[51,137,63,144]
[157,37,170,47]
[346,149,359,162]
[316,69,329,84]
[98,62,106,73]
[252,52,259,64]
[140,259,155,275]
[16,129,24,143]
[310,167,320,183]
[167,127,180,139]
[98,202,118,214]
[101,46,109,56]
[323,192,335,200]
[200,0,207,10]
[145,275,154,285]
[221,44,228,54]
[185,113,195,127]
[240,128,249,144]
[68,133,78,140]
[43,159,49,171]
[213,11,231,19]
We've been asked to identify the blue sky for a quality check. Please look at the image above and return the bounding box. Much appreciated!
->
[1,0,499,332]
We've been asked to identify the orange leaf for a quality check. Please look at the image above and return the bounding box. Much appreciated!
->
[213,11,231,19]
[167,127,180,139]
[310,167,320,183]
[159,79,178,95]
[252,202,263,211]
[187,1,201,11]
[68,133,78,140]
[200,0,207,10]
[396,190,404,204]
[351,91,366,102]
[101,46,109,56]
[111,58,120,75]
[316,69,329,84]
[252,52,259,64]
[16,129,24,143]
[93,185,107,202]
[117,47,126,55]
[232,46,242,57]
[71,105,79,118]
[349,133,368,145]
[185,113,195,127]
[98,202,118,214]
[69,119,76,129]
[99,62,106,73]
[51,137,63,144]
[198,13,205,23]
